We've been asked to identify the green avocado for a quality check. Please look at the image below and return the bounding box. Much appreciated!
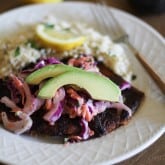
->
[26,64,77,85]
[38,70,121,102]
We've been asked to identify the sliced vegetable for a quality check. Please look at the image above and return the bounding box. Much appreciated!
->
[110,102,132,117]
[26,64,77,84]
[43,88,65,125]
[38,70,121,102]
[80,118,90,140]
[120,82,131,91]
[1,111,32,134]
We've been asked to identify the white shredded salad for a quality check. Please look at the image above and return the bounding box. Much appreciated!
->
[0,17,132,81]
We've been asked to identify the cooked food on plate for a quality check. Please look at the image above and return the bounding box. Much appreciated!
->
[0,18,144,143]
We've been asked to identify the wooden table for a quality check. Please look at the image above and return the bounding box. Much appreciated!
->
[0,0,164,165]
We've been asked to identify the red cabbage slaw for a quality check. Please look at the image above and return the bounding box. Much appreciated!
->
[0,56,132,142]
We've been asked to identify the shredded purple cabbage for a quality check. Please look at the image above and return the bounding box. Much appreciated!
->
[43,103,63,125]
[80,118,90,140]
[22,57,61,73]
[120,82,131,91]
[49,103,63,124]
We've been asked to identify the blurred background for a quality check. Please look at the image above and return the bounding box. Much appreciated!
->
[0,0,164,165]
[0,0,165,36]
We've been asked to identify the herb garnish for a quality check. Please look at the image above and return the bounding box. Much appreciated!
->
[43,23,54,29]
[131,74,137,81]
[26,40,39,49]
[14,47,20,57]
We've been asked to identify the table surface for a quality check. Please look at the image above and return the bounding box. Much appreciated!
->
[0,0,164,165]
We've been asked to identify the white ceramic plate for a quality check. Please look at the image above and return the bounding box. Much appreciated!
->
[0,2,164,165]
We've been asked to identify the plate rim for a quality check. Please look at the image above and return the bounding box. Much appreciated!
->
[0,2,164,165]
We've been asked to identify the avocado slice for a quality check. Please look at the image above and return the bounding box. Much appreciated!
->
[38,70,121,102]
[26,64,78,85]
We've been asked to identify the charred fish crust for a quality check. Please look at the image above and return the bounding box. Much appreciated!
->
[89,109,120,137]
[0,60,144,142]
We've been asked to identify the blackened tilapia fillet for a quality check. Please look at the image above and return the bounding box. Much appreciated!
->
[28,85,144,139]
[0,63,144,141]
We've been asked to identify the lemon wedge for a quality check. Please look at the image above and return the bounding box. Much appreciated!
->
[35,24,86,51]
